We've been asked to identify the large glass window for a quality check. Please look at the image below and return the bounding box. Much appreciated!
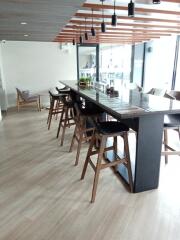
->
[132,43,145,87]
[78,45,98,86]
[174,37,180,90]
[99,44,132,91]
[143,36,176,92]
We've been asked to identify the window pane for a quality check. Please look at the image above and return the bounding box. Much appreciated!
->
[99,44,132,91]
[144,36,176,92]
[79,46,97,85]
[175,38,180,91]
[132,44,144,87]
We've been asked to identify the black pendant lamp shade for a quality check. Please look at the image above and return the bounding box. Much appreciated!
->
[111,0,117,26]
[72,39,75,45]
[101,22,106,33]
[128,0,134,17]
[84,18,88,40]
[100,0,106,32]
[153,0,160,3]
[79,35,83,44]
[85,32,88,40]
[91,27,96,36]
[91,9,96,36]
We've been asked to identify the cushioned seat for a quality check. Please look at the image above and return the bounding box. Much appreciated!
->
[96,121,129,134]
[80,106,104,116]
[16,87,41,111]
[49,91,67,99]
[56,86,70,94]
[164,114,180,128]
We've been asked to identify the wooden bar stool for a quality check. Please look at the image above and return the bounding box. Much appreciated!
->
[56,86,70,95]
[81,121,133,203]
[56,96,75,146]
[47,91,66,130]
[163,114,180,164]
[69,103,103,166]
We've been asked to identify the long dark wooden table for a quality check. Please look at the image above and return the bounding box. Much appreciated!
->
[60,80,180,193]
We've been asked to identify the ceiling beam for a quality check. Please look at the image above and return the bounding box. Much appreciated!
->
[82,2,180,16]
[60,29,171,36]
[65,25,180,34]
[69,19,180,30]
[75,12,180,25]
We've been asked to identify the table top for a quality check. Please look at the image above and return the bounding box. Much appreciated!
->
[60,80,180,119]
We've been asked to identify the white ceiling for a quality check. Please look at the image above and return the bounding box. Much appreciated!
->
[0,0,84,42]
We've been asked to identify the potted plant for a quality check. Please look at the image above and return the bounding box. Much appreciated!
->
[79,77,88,87]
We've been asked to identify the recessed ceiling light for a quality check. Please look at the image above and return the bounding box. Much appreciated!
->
[24,34,29,37]
[21,22,27,25]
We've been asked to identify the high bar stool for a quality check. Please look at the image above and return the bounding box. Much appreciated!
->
[81,120,133,203]
[47,91,67,130]
[56,95,75,146]
[69,102,103,166]
[56,86,71,96]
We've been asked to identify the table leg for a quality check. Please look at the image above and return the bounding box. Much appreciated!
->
[118,114,164,193]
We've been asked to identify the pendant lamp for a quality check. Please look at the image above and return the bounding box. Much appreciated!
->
[100,0,106,33]
[91,9,96,36]
[153,0,160,3]
[84,18,88,40]
[128,0,135,17]
[112,0,117,26]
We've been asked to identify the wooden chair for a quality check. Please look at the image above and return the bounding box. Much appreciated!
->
[47,91,66,130]
[56,95,75,146]
[69,102,103,166]
[146,88,167,96]
[162,90,180,163]
[16,88,41,111]
[81,120,133,203]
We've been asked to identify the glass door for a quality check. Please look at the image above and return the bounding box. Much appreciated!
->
[77,44,99,86]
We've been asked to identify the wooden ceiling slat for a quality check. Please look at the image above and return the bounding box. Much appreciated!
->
[163,0,180,2]
[56,1,180,44]
[70,19,180,30]
[75,12,180,24]
[60,30,171,36]
[82,3,180,16]
[65,25,180,34]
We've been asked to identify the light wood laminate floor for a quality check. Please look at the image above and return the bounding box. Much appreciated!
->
[0,109,180,240]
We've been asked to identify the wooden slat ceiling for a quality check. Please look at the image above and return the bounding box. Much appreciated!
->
[55,0,180,45]
[0,0,84,41]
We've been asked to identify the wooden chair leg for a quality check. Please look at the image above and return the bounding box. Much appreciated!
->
[17,96,20,112]
[123,133,133,192]
[91,136,106,203]
[55,100,59,120]
[48,99,54,130]
[164,129,168,164]
[69,125,77,152]
[81,134,96,180]
[113,136,118,171]
[57,109,64,138]
[38,96,41,111]
[60,108,68,146]
[74,131,83,166]
[178,127,180,141]
[36,100,39,111]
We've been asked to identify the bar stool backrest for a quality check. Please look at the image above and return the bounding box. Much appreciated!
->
[168,90,180,101]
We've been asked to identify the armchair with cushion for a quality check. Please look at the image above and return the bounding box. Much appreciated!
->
[16,88,41,111]
[147,88,180,163]
[162,90,180,163]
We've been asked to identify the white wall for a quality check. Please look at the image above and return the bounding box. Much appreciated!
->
[0,43,8,112]
[0,41,77,107]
